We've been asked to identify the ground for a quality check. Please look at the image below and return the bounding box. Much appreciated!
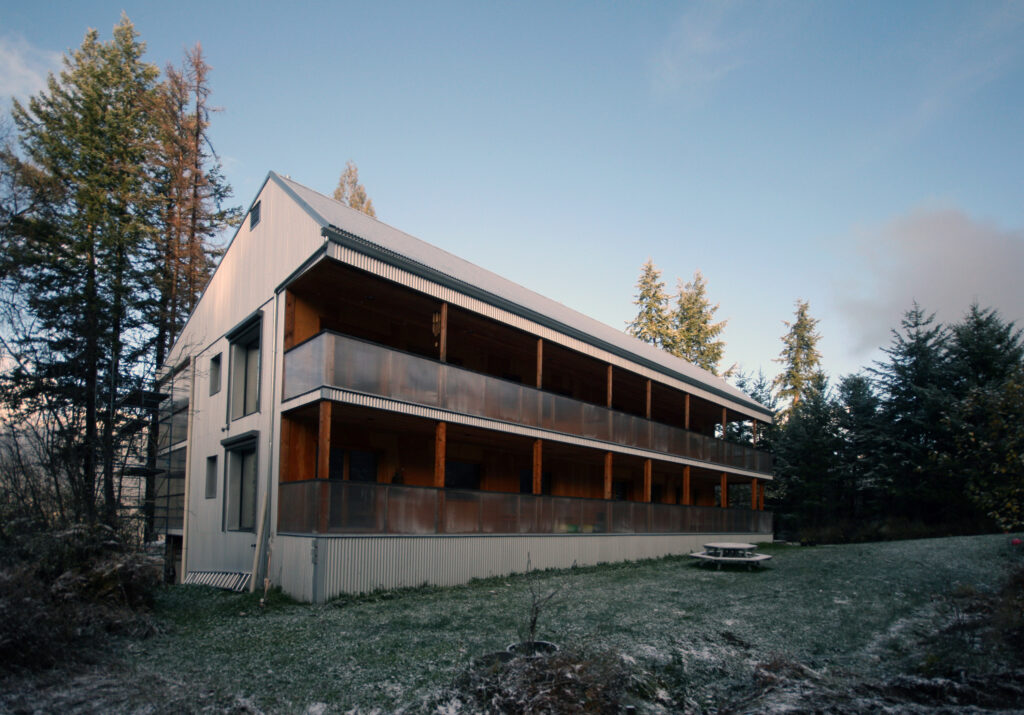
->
[2,533,1022,713]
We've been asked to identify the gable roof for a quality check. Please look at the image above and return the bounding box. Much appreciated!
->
[269,172,771,419]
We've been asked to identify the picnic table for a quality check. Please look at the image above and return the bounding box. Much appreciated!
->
[689,542,772,569]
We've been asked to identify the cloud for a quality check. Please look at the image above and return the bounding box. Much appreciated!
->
[836,208,1024,355]
[649,3,749,100]
[0,34,62,103]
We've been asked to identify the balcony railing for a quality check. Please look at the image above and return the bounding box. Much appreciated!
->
[284,331,772,474]
[278,480,773,536]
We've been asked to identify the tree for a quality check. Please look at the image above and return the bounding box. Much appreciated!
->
[151,44,240,367]
[870,303,954,524]
[333,160,376,217]
[668,270,727,374]
[773,299,822,416]
[626,259,671,349]
[834,374,882,521]
[0,17,160,525]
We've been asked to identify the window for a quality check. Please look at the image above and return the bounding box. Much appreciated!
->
[249,200,261,229]
[226,443,257,531]
[205,455,218,499]
[230,322,260,420]
[209,354,222,396]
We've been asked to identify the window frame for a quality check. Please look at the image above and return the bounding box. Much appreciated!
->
[228,319,261,421]
[223,437,258,532]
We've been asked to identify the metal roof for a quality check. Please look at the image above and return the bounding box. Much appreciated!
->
[270,172,771,419]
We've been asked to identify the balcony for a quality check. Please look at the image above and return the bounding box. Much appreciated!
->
[279,480,773,535]
[284,331,772,475]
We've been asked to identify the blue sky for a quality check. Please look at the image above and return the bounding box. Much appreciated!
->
[2,1,1022,382]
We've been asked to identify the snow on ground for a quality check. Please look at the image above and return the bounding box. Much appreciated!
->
[2,533,1022,713]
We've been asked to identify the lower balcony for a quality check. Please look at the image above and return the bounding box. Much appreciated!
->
[278,480,773,536]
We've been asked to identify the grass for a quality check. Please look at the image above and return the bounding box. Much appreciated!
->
[7,533,1024,713]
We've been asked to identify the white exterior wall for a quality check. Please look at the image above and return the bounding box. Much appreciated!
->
[271,532,768,603]
[174,178,325,578]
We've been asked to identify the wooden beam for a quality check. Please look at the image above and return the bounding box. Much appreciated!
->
[643,459,652,502]
[606,365,613,408]
[532,439,543,495]
[603,452,613,500]
[317,401,332,481]
[720,472,728,508]
[438,302,448,362]
[645,380,652,419]
[751,478,758,510]
[536,338,543,389]
[433,421,446,487]
[721,407,728,437]
[682,465,691,505]
[684,393,690,430]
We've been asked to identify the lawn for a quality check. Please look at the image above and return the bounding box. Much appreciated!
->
[5,533,1023,713]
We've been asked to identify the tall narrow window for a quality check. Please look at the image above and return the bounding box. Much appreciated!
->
[205,455,218,499]
[226,443,257,531]
[249,200,261,229]
[209,354,222,396]
[230,323,260,420]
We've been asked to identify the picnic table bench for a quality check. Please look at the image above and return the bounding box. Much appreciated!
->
[689,542,772,569]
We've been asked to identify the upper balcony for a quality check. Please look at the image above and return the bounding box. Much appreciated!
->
[284,331,773,476]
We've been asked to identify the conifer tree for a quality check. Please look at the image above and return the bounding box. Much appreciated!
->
[668,270,727,374]
[773,299,822,415]
[0,17,160,524]
[626,259,671,349]
[333,160,376,217]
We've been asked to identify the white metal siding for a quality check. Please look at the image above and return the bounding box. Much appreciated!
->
[273,532,766,603]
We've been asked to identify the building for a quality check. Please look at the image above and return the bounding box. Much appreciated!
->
[156,172,774,603]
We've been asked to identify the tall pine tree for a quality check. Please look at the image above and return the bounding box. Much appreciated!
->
[626,259,671,349]
[669,270,727,374]
[1,17,160,524]
[333,160,376,217]
[773,299,822,416]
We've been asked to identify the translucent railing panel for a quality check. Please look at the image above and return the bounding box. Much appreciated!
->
[284,332,773,474]
[278,480,773,536]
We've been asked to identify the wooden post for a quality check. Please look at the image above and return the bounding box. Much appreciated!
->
[721,407,727,437]
[720,473,728,508]
[606,365,613,408]
[317,401,332,481]
[433,421,446,487]
[603,452,613,500]
[684,393,690,430]
[759,482,766,510]
[535,338,543,388]
[682,466,691,505]
[751,478,758,510]
[643,459,652,502]
[438,302,448,362]
[645,380,652,419]
[532,439,543,495]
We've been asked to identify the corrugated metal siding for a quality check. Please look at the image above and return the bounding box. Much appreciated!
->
[275,532,766,603]
[183,570,252,592]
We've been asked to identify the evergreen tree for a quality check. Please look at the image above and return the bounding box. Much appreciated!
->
[333,160,376,217]
[946,303,1024,394]
[870,303,954,525]
[626,259,671,349]
[772,299,822,416]
[835,374,882,521]
[0,17,160,524]
[669,270,727,374]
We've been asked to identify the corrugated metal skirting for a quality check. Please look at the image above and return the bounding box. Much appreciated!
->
[273,532,766,603]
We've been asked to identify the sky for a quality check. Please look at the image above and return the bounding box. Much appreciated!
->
[2,1,1022,383]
